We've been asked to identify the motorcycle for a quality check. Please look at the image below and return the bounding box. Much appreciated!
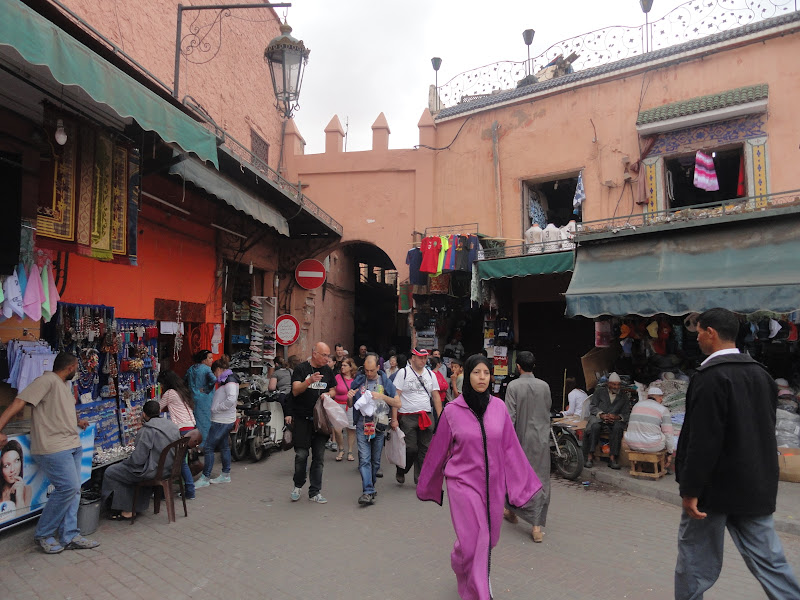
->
[230,389,283,462]
[550,416,583,480]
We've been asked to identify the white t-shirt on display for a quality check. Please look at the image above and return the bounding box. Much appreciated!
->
[394,366,439,413]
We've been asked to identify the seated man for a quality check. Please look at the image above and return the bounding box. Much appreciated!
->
[623,386,675,468]
[102,400,182,520]
[583,372,631,470]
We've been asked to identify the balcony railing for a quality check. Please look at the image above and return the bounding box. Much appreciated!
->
[436,0,797,108]
[479,241,574,260]
[576,188,800,237]
[219,132,344,237]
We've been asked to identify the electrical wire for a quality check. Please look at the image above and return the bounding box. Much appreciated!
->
[415,115,473,151]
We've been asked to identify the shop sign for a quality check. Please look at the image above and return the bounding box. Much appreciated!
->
[295,259,327,290]
[275,314,300,346]
[0,426,95,533]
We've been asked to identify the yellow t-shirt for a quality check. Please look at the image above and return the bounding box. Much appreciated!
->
[18,372,80,455]
[436,236,449,275]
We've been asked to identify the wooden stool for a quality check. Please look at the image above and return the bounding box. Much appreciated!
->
[628,449,667,480]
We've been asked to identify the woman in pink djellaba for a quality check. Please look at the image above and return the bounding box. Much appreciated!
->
[417,354,542,600]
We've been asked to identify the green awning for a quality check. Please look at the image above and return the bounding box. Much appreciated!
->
[477,251,574,281]
[565,219,800,317]
[0,0,219,167]
[169,156,289,237]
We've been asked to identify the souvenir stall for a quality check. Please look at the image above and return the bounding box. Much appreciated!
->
[115,318,159,446]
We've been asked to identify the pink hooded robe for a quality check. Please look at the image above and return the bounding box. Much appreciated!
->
[417,395,542,600]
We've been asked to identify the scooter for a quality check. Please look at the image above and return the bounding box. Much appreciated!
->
[246,390,283,461]
[550,416,584,480]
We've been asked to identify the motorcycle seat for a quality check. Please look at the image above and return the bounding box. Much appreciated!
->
[244,409,271,418]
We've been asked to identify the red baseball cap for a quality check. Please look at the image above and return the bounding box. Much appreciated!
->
[411,348,429,357]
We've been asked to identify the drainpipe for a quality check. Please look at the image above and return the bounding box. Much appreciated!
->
[492,121,504,237]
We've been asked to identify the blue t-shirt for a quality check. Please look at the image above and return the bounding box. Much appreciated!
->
[406,248,427,285]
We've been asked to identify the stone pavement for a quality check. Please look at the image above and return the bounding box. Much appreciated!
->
[582,459,800,536]
[1,449,799,600]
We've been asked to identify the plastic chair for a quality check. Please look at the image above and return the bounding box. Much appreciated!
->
[130,436,190,524]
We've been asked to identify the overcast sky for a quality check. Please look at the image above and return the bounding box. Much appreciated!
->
[285,0,694,153]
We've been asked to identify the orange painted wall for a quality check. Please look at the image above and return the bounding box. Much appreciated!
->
[59,204,221,321]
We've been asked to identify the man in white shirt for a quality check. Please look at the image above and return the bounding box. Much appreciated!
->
[391,348,442,485]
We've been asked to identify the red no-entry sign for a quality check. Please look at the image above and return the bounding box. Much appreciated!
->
[295,259,327,290]
[275,314,300,346]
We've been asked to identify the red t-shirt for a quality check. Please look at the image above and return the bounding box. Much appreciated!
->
[419,237,442,273]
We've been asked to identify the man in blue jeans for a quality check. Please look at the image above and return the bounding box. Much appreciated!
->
[349,354,399,506]
[675,308,800,599]
[0,352,99,554]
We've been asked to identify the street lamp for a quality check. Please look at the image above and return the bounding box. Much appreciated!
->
[265,21,310,119]
[431,57,442,111]
[522,29,535,76]
[640,0,654,53]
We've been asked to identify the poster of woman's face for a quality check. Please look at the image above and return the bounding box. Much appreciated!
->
[0,438,33,522]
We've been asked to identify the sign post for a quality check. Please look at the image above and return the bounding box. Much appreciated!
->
[275,314,300,346]
[295,259,327,290]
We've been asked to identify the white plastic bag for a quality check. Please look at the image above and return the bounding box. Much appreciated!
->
[385,428,406,469]
[323,394,349,430]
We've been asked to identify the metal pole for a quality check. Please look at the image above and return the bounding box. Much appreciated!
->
[645,13,650,53]
[173,5,183,98]
[434,71,438,110]
[172,3,292,99]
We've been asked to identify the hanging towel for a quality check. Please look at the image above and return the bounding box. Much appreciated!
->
[47,263,60,318]
[693,151,719,191]
[3,268,24,319]
[17,263,27,299]
[573,170,586,213]
[40,264,51,323]
[22,264,43,321]
[736,153,746,197]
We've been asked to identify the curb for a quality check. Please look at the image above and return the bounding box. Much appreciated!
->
[589,469,800,537]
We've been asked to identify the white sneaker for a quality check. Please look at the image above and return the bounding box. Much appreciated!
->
[309,494,328,504]
[195,474,210,488]
[290,487,301,501]
[210,473,231,484]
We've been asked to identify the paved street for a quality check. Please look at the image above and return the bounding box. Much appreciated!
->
[2,449,800,600]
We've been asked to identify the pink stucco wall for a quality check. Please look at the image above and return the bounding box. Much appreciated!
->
[285,25,800,271]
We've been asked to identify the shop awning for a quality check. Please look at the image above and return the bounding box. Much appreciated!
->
[0,0,219,167]
[565,219,800,317]
[477,251,574,281]
[169,156,290,237]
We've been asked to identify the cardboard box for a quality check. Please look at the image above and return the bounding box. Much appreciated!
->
[581,346,618,391]
[778,448,800,483]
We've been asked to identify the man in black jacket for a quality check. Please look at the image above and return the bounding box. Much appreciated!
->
[675,308,800,599]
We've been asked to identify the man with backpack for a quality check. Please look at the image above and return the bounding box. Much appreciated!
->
[391,348,442,485]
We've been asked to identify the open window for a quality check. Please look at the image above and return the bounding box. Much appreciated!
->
[664,145,744,209]
[524,175,581,230]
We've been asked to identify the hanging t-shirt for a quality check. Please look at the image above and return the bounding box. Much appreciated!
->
[442,234,458,272]
[454,235,470,271]
[406,248,427,285]
[419,237,442,274]
[466,235,480,268]
[436,236,449,274]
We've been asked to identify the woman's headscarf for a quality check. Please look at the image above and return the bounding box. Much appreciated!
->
[462,354,493,417]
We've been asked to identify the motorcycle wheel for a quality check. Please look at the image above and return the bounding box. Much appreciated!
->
[250,429,266,462]
[554,435,583,481]
[230,426,249,461]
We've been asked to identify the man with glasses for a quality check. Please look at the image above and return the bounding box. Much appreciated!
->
[285,342,335,503]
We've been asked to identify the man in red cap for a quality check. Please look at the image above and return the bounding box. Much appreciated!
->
[391,348,442,485]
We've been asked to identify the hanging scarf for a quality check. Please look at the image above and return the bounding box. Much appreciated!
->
[462,354,492,418]
[217,369,233,384]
